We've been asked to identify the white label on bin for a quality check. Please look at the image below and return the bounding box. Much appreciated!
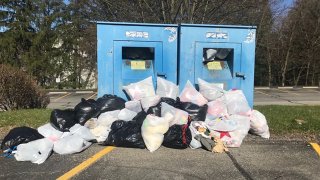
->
[206,32,228,39]
[126,31,149,38]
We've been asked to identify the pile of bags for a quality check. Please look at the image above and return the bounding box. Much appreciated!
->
[0,76,270,164]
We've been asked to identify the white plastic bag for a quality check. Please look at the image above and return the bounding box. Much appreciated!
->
[205,116,237,132]
[123,76,155,100]
[161,102,188,126]
[90,125,111,143]
[37,123,63,141]
[118,108,137,121]
[156,77,179,99]
[225,90,251,115]
[198,78,224,101]
[179,81,208,106]
[53,135,91,155]
[125,100,142,113]
[207,98,228,119]
[97,110,120,127]
[211,114,250,147]
[141,115,169,152]
[69,124,96,141]
[14,138,53,164]
[249,110,270,139]
[140,95,161,112]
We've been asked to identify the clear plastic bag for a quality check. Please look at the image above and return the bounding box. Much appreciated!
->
[225,90,251,115]
[37,123,63,142]
[156,77,179,99]
[205,116,237,132]
[161,102,188,126]
[179,81,208,106]
[206,98,228,120]
[198,78,224,101]
[141,115,169,152]
[97,110,120,127]
[125,100,142,113]
[123,76,155,100]
[211,114,250,147]
[90,125,111,143]
[140,95,161,112]
[53,135,91,155]
[69,124,96,141]
[249,110,270,139]
[118,108,137,121]
[14,138,53,164]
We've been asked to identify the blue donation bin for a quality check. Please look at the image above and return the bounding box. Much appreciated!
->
[97,22,178,100]
[179,24,256,107]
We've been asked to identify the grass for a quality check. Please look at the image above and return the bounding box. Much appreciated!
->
[0,109,52,128]
[254,105,320,134]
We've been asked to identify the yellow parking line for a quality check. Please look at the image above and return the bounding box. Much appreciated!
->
[256,91,272,97]
[310,143,320,157]
[57,146,115,180]
[86,92,97,100]
[53,92,72,102]
[276,89,300,96]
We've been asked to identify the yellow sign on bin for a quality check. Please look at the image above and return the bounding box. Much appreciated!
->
[207,61,223,70]
[131,61,146,70]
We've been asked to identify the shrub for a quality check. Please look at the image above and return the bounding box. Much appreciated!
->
[0,64,50,111]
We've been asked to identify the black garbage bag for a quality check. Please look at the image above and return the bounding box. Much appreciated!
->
[96,94,126,113]
[160,97,178,107]
[146,97,178,116]
[50,109,76,132]
[176,101,208,122]
[163,124,192,149]
[146,104,161,116]
[132,110,147,126]
[101,120,145,149]
[1,127,44,150]
[74,98,100,125]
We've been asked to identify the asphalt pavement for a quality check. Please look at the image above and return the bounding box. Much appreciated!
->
[0,136,319,180]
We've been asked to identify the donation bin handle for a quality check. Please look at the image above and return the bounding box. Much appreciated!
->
[157,72,167,79]
[236,72,246,80]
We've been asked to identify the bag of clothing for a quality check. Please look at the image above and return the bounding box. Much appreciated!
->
[141,115,169,152]
[206,97,228,120]
[248,110,270,139]
[50,109,76,132]
[14,138,53,164]
[125,100,142,113]
[161,102,188,126]
[140,95,161,112]
[96,94,126,113]
[162,124,191,149]
[179,80,208,106]
[1,126,44,150]
[37,123,63,141]
[198,78,224,101]
[225,90,251,115]
[156,77,179,99]
[53,135,91,155]
[123,76,155,101]
[118,108,137,121]
[74,98,100,125]
[176,101,208,122]
[102,120,145,149]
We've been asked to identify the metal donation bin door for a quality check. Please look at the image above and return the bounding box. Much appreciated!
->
[195,42,242,90]
[113,41,163,98]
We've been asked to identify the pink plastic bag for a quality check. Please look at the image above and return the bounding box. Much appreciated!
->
[179,81,208,106]
[207,97,228,119]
